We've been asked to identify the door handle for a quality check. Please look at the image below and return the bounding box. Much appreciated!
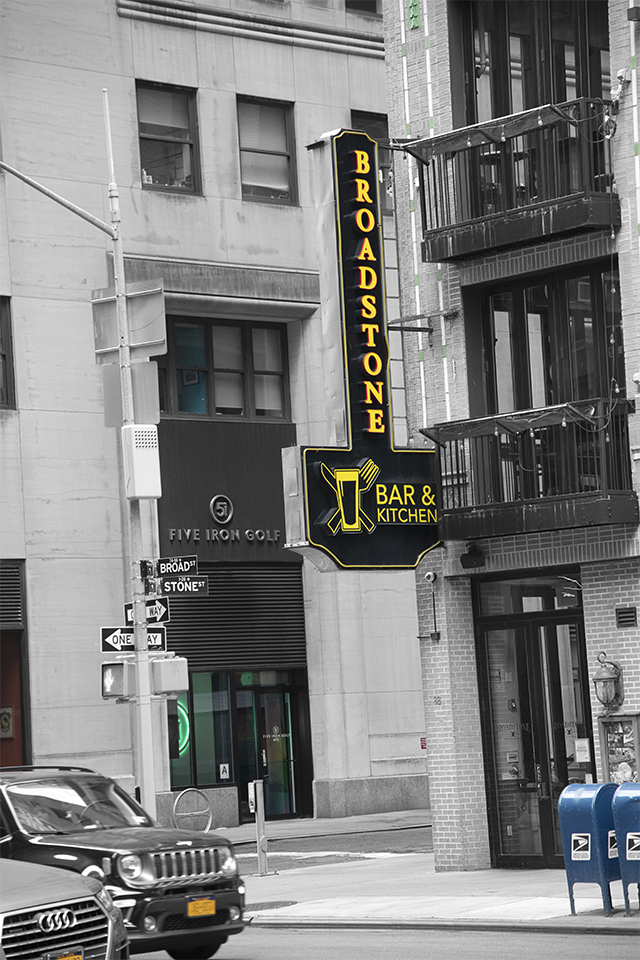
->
[262,749,267,767]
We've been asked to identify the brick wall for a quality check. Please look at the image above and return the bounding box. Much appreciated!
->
[385,0,640,870]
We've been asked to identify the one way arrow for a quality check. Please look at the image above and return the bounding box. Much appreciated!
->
[124,597,170,625]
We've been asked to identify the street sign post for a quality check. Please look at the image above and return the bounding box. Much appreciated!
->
[124,597,171,625]
[101,626,166,653]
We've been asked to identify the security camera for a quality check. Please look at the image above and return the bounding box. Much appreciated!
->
[424,571,437,585]
[633,371,640,385]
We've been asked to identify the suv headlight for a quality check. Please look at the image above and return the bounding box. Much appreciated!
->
[118,854,143,881]
[219,846,238,878]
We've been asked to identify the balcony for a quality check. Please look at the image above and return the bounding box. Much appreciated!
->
[422,400,638,540]
[405,99,621,262]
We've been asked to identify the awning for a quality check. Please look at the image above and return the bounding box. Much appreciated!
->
[421,401,598,446]
[404,102,581,163]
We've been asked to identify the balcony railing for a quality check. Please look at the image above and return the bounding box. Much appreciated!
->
[405,99,621,261]
[423,400,638,539]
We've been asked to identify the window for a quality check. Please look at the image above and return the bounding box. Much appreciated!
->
[475,264,624,416]
[462,0,609,124]
[351,111,393,214]
[346,0,382,14]
[237,98,297,203]
[0,298,16,409]
[159,318,288,420]
[136,82,200,192]
[169,674,234,789]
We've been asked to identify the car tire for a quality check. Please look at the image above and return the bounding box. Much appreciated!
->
[167,945,222,960]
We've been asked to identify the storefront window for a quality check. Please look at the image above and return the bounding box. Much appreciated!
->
[478,574,581,616]
[193,673,234,785]
[236,670,290,687]
[169,674,234,789]
[169,692,193,788]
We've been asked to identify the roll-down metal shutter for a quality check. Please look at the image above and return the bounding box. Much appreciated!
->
[165,564,306,671]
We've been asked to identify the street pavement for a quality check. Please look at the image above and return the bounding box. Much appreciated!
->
[217,809,640,936]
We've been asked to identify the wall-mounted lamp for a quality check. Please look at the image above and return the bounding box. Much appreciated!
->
[592,651,625,714]
[460,543,485,569]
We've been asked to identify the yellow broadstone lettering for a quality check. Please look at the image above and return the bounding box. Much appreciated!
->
[355,150,370,174]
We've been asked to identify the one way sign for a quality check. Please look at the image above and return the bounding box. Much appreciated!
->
[101,626,166,653]
[124,597,170,625]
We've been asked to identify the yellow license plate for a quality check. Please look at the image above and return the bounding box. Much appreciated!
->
[46,951,83,960]
[187,898,216,917]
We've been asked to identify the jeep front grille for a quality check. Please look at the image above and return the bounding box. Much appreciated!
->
[151,848,222,882]
[1,898,109,960]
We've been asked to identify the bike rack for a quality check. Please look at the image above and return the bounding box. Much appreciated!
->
[171,787,213,832]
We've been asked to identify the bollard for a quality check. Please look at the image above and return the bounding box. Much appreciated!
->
[249,779,269,877]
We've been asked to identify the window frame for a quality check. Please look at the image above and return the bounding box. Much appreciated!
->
[460,0,609,126]
[237,95,298,205]
[0,298,16,409]
[159,317,291,422]
[476,263,624,417]
[345,0,383,16]
[136,80,202,195]
[351,110,393,215]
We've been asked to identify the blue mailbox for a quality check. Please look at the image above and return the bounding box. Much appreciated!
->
[612,782,640,915]
[558,782,620,915]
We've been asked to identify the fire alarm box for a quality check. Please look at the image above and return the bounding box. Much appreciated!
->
[121,424,162,499]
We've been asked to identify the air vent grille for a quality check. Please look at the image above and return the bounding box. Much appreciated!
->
[0,563,24,627]
[615,606,637,628]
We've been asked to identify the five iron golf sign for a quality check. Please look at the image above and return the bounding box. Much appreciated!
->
[283,130,440,568]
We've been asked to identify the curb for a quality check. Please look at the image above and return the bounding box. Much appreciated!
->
[232,821,433,846]
[246,915,640,936]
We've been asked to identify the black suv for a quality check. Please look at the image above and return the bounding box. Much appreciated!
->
[0,767,245,959]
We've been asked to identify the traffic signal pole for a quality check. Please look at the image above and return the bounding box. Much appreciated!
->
[0,92,158,819]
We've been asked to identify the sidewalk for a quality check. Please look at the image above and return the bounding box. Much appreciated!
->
[220,810,640,936]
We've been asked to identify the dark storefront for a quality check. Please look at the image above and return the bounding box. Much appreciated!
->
[158,406,313,822]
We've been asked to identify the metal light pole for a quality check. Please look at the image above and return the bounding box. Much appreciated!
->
[102,90,157,819]
[0,91,157,818]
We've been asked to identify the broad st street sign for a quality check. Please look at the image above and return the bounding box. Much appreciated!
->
[282,129,441,569]
[156,555,198,576]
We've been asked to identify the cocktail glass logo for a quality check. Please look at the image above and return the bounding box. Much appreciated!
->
[319,458,379,534]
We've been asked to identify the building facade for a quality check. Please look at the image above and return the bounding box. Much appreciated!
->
[384,0,640,870]
[0,0,429,825]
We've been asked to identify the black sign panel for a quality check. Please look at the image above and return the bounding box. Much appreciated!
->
[160,575,209,596]
[301,130,440,568]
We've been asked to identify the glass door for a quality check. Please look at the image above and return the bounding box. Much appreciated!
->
[482,618,594,867]
[260,691,296,817]
[235,685,297,821]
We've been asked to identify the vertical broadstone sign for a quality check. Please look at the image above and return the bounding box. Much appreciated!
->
[282,129,441,569]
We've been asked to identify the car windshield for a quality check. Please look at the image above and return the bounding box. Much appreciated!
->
[5,777,153,835]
